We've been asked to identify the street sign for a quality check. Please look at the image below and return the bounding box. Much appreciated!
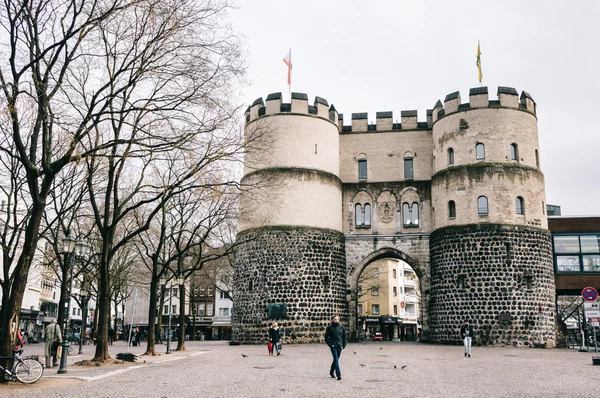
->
[582,287,598,302]
[584,302,600,318]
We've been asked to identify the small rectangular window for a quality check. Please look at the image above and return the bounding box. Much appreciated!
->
[393,269,397,279]
[207,303,213,316]
[371,288,379,296]
[164,305,169,314]
[372,304,380,315]
[172,305,177,314]
[357,304,362,314]
[198,303,205,316]
[393,305,398,315]
[404,158,414,179]
[393,286,397,296]
[457,274,467,290]
[358,159,367,179]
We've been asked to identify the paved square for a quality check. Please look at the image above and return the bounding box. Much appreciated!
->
[6,341,599,397]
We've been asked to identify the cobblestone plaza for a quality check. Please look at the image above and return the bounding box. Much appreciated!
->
[4,341,598,397]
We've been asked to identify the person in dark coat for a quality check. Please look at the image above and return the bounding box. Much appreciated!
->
[324,315,347,380]
[268,322,281,356]
[460,320,475,358]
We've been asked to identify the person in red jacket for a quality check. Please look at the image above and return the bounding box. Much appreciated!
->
[15,329,25,350]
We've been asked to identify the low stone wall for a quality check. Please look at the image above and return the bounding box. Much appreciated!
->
[232,226,348,344]
[428,223,556,346]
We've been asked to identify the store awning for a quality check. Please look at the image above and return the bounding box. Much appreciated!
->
[211,321,231,327]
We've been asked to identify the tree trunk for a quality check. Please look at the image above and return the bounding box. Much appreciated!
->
[144,270,159,356]
[92,244,112,361]
[0,203,44,378]
[177,283,186,351]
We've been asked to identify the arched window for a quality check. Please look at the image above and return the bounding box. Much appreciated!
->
[511,143,519,161]
[448,200,456,218]
[364,203,371,226]
[476,143,485,160]
[355,203,363,226]
[404,157,414,179]
[516,196,525,215]
[358,159,367,179]
[411,202,419,225]
[403,203,410,226]
[447,148,454,165]
[477,196,488,214]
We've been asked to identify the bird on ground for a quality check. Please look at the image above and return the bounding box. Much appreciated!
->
[380,347,382,350]
[353,351,357,354]
[401,365,407,369]
[241,354,248,358]
[394,365,396,369]
[359,364,366,367]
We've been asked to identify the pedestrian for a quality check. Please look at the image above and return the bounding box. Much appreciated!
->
[155,328,163,345]
[44,319,62,368]
[460,319,475,358]
[108,327,114,345]
[324,315,347,380]
[268,322,281,356]
[15,329,25,350]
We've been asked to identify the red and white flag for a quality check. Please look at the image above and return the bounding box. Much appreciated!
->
[283,49,292,85]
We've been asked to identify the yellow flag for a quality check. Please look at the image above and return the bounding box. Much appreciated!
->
[476,41,483,82]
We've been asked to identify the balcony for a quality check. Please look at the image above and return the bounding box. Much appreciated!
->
[403,277,417,287]
[404,293,418,303]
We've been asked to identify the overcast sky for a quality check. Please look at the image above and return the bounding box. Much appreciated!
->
[230,0,600,216]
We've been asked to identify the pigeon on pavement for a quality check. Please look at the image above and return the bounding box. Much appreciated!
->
[401,365,407,369]
[241,354,248,358]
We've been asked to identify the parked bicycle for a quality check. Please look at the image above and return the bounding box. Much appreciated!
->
[0,349,44,384]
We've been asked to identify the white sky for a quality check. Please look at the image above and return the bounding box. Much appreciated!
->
[230,0,600,216]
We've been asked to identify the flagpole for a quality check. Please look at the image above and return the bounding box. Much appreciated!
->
[288,48,292,102]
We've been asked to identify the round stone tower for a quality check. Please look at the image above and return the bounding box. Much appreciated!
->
[233,92,348,344]
[428,87,556,347]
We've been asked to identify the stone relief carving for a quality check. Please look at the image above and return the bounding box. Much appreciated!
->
[378,201,395,223]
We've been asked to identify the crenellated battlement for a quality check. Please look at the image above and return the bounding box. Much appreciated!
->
[245,86,536,133]
[338,109,432,133]
[245,92,338,126]
[431,86,536,124]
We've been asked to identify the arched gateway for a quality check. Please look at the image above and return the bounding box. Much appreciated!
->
[233,88,556,347]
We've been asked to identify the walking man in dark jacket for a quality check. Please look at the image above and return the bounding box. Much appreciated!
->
[460,320,475,358]
[324,315,347,380]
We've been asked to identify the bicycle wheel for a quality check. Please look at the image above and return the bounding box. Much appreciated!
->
[14,358,44,384]
[67,344,75,356]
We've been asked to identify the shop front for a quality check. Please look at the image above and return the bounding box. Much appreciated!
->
[359,316,399,341]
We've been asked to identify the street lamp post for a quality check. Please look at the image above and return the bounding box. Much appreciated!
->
[177,274,184,347]
[78,285,89,355]
[58,237,89,374]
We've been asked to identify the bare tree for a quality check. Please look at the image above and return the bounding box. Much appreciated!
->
[0,0,146,358]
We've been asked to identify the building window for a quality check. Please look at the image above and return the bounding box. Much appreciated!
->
[357,304,362,314]
[207,303,213,316]
[172,305,177,314]
[554,234,600,273]
[393,269,397,279]
[411,202,419,225]
[198,303,205,316]
[404,158,414,179]
[516,196,525,215]
[164,305,169,314]
[457,274,467,290]
[535,149,539,168]
[393,286,397,296]
[73,308,77,315]
[477,196,488,214]
[358,159,367,180]
[372,304,380,315]
[525,275,533,290]
[403,202,419,226]
[448,200,456,219]
[393,305,398,315]
[364,203,371,227]
[219,307,229,316]
[207,287,213,296]
[355,203,363,226]
[220,291,230,299]
[511,143,519,161]
[248,280,253,291]
[448,148,454,165]
[476,143,485,160]
[371,288,379,296]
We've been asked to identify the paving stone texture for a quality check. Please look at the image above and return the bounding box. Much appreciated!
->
[4,340,599,397]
